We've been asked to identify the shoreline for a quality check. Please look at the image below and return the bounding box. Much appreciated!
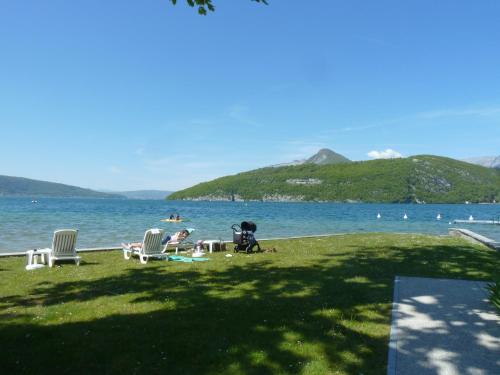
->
[0,230,485,258]
[449,228,500,250]
[2,195,500,204]
[165,197,500,206]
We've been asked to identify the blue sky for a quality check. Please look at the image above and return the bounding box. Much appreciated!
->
[1,0,499,191]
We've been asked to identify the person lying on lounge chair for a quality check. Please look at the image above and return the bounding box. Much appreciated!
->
[161,229,190,245]
[122,229,192,249]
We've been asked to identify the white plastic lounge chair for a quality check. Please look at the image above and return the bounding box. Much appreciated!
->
[45,229,81,267]
[123,228,169,264]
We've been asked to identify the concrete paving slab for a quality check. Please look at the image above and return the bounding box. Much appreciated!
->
[388,277,500,375]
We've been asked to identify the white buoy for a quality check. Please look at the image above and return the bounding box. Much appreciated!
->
[437,213,441,220]
[469,215,474,221]
[377,213,381,219]
[403,213,408,220]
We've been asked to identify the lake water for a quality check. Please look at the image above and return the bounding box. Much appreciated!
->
[1,198,499,253]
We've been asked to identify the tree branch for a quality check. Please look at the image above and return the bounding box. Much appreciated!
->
[170,0,268,15]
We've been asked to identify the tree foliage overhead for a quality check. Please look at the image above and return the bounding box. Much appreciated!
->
[170,0,268,15]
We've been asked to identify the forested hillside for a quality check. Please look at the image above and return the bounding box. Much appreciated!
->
[169,155,500,203]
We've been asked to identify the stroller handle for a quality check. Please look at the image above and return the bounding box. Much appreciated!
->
[231,224,241,231]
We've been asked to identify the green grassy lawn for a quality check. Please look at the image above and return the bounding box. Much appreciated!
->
[1,233,499,374]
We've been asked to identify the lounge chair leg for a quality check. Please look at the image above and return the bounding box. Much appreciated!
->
[123,250,131,260]
[49,257,54,267]
[75,259,80,266]
[140,255,148,264]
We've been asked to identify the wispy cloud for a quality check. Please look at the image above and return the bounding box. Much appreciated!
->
[417,106,500,119]
[226,104,262,127]
[326,124,379,134]
[268,83,296,93]
[144,155,241,173]
[356,36,393,47]
[144,156,177,170]
[189,118,215,126]
[275,140,328,162]
[108,166,123,174]
[367,149,403,159]
[324,103,500,137]
[141,154,249,190]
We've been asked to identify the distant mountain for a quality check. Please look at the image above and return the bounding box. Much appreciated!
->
[463,156,500,169]
[0,175,122,198]
[168,155,500,203]
[112,190,173,200]
[270,148,351,167]
[305,148,351,165]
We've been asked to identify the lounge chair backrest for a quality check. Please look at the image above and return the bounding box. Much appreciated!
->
[142,229,164,255]
[52,229,78,256]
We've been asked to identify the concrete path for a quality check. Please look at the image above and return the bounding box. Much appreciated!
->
[388,277,500,375]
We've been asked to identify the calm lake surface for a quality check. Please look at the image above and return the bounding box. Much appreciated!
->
[1,198,499,253]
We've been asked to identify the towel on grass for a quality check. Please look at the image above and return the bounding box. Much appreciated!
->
[168,255,209,262]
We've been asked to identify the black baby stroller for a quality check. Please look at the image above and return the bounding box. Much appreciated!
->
[231,221,261,253]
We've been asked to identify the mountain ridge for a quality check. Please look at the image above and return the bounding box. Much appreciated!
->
[305,148,351,165]
[0,175,122,198]
[463,156,500,169]
[270,148,351,167]
[168,154,500,203]
[109,190,173,200]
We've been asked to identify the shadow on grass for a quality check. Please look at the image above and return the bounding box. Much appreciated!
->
[79,261,100,266]
[1,240,499,374]
[53,260,101,267]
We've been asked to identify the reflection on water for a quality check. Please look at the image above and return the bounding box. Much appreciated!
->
[1,198,499,252]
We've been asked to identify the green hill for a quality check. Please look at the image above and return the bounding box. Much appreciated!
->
[168,155,500,203]
[0,175,123,198]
